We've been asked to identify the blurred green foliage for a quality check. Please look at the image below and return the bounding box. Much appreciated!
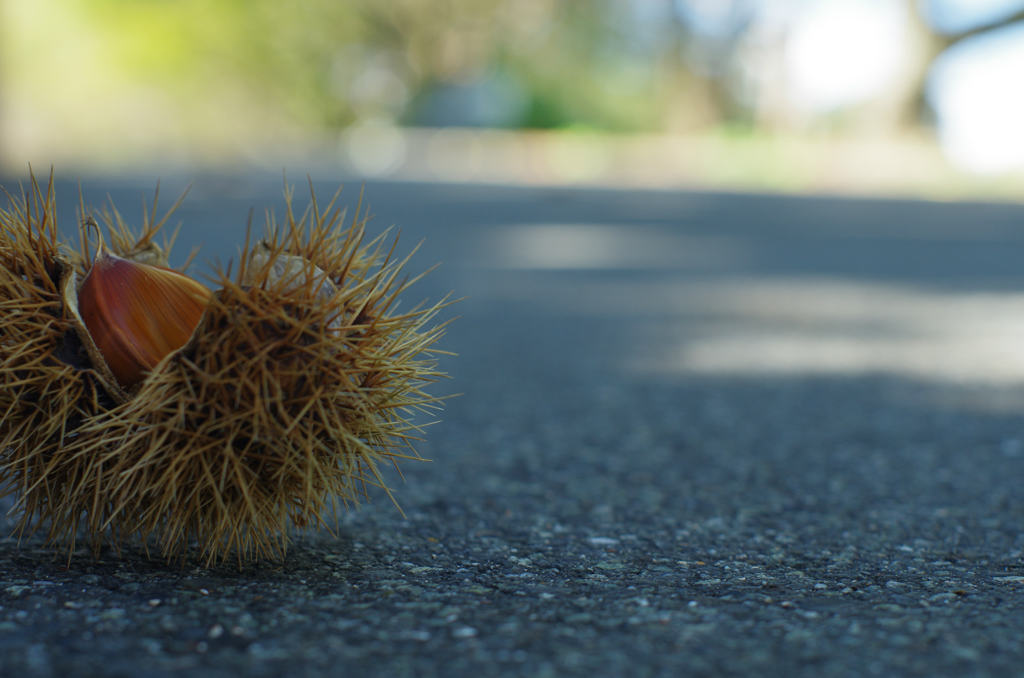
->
[7,0,660,135]
[10,0,1014,182]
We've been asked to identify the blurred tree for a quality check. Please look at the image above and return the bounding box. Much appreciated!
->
[657,3,754,132]
[668,0,1024,135]
[884,0,1024,131]
[60,0,659,132]
[367,0,659,130]
[9,0,1021,156]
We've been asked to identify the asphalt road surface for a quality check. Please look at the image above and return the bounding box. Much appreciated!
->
[3,172,1024,677]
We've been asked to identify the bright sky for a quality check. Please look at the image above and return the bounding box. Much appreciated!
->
[785,0,908,112]
[930,22,1024,173]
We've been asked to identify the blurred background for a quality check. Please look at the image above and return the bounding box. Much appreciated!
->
[2,0,1024,199]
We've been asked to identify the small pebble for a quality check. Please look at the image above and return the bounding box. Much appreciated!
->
[405,630,431,642]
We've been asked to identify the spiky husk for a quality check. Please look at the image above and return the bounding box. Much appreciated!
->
[0,173,109,546]
[0,174,450,564]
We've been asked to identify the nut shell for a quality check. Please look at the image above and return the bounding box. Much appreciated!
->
[70,248,212,390]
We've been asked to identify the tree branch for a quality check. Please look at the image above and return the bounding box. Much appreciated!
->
[938,9,1024,51]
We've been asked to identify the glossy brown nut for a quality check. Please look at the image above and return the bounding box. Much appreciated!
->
[77,248,212,387]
